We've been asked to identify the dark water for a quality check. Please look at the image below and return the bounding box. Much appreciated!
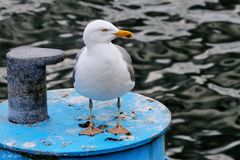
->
[0,0,240,159]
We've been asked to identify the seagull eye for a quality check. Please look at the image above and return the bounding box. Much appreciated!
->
[101,28,108,32]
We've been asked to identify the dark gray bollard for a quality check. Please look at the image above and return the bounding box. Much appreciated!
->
[7,46,64,124]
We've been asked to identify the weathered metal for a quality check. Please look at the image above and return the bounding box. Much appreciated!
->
[6,47,64,124]
[0,89,171,160]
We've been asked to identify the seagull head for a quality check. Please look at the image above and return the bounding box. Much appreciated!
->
[83,19,133,45]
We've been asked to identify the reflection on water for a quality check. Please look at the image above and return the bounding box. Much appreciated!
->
[0,0,240,159]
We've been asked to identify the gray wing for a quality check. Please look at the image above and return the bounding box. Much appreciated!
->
[115,45,135,82]
[72,47,85,84]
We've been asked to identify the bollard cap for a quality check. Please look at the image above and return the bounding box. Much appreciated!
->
[7,46,64,66]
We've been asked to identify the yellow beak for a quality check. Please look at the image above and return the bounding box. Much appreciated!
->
[114,30,133,38]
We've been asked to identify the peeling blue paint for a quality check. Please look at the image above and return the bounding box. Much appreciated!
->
[0,89,171,159]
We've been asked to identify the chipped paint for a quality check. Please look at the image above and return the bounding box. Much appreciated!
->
[66,96,85,106]
[5,139,16,147]
[62,141,72,147]
[145,116,161,124]
[22,142,36,148]
[135,105,154,112]
[147,98,154,102]
[40,139,52,146]
[120,135,135,141]
[81,145,97,149]
[0,88,171,157]
[65,128,81,135]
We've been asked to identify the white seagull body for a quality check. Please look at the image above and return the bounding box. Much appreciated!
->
[73,20,135,136]
[74,20,135,101]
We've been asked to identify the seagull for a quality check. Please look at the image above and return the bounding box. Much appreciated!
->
[73,20,135,136]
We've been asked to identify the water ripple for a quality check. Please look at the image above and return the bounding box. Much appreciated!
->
[0,0,240,159]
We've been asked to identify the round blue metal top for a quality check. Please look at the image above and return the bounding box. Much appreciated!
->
[0,89,171,157]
